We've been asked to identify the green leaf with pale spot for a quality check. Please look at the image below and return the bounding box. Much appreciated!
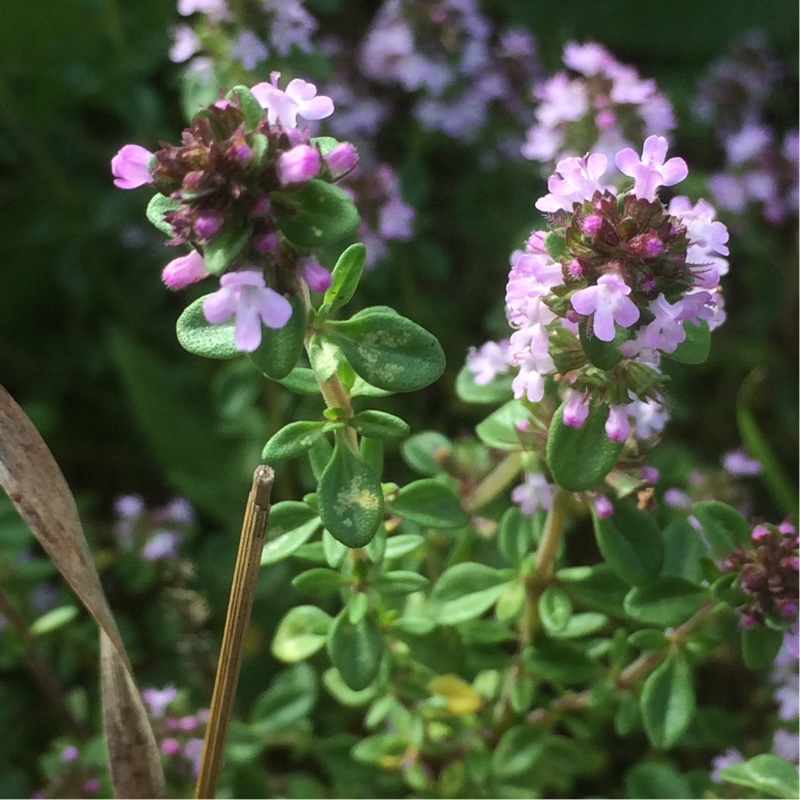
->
[640,650,695,749]
[202,222,253,275]
[324,243,366,312]
[308,334,343,382]
[276,179,360,247]
[327,608,385,691]
[325,310,445,393]
[547,401,624,491]
[146,194,179,237]
[318,439,384,548]
[386,479,470,529]
[272,605,332,663]
[262,421,326,462]
[663,321,710,364]
[248,293,307,380]
[176,295,239,360]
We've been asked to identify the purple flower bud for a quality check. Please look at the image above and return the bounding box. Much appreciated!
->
[277,144,320,185]
[324,142,358,177]
[195,212,224,239]
[111,144,154,189]
[580,215,603,237]
[142,686,177,717]
[114,494,145,519]
[251,197,271,217]
[143,530,180,561]
[180,715,198,732]
[593,495,614,517]
[605,404,631,442]
[161,738,181,756]
[61,745,79,763]
[563,392,590,429]
[640,466,659,483]
[752,524,771,542]
[162,251,211,290]
[664,488,691,509]
[299,258,332,292]
[83,779,100,795]
[254,232,279,252]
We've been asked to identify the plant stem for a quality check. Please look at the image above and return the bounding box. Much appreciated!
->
[194,466,274,799]
[462,452,524,513]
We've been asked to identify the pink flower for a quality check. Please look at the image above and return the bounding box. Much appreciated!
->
[277,144,320,185]
[570,273,640,341]
[203,270,293,352]
[615,135,688,201]
[605,404,631,442]
[593,495,614,518]
[536,153,610,213]
[563,392,590,429]
[162,251,210,290]
[251,72,334,128]
[324,142,358,177]
[467,340,511,385]
[511,472,554,515]
[299,257,332,292]
[111,144,154,189]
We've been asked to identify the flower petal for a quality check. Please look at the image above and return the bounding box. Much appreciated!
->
[257,288,293,329]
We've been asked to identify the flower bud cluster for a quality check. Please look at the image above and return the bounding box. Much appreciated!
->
[112,73,356,350]
[722,520,799,628]
[522,41,675,175]
[470,136,729,445]
[113,495,195,562]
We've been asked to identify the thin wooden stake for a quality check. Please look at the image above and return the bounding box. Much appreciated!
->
[194,465,274,799]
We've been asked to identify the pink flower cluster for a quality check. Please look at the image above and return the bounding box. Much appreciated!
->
[111,75,353,352]
[469,136,729,445]
[522,41,675,175]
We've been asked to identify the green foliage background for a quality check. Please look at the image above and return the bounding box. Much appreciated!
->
[0,0,797,796]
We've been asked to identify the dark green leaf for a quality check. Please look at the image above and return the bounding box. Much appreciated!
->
[307,435,333,482]
[491,726,545,780]
[593,502,663,585]
[176,295,239,360]
[202,223,253,275]
[640,650,695,749]
[661,516,708,583]
[627,629,668,650]
[261,502,322,564]
[401,431,453,475]
[251,663,317,733]
[324,243,366,312]
[741,625,785,669]
[248,293,307,380]
[719,754,800,800]
[276,179,360,247]
[350,409,410,441]
[262,420,326,462]
[146,194,179,237]
[455,362,514,404]
[325,310,445,393]
[624,762,694,799]
[322,528,348,568]
[557,564,629,616]
[691,500,751,557]
[226,85,263,130]
[547,401,624,491]
[327,608,385,691]
[664,321,710,364]
[580,317,631,370]
[371,570,430,595]
[277,367,319,395]
[430,563,510,625]
[525,640,602,684]
[624,578,707,626]
[386,479,470,529]
[318,438,385,547]
[291,567,346,597]
[498,506,539,566]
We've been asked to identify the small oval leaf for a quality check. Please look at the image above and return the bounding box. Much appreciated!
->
[176,295,239,360]
[327,608,385,691]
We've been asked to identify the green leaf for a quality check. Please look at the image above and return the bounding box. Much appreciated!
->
[402,431,453,475]
[549,612,608,639]
[455,362,514,404]
[624,762,694,799]
[226,85,263,130]
[491,726,545,781]
[145,194,179,237]
[384,534,425,560]
[324,243,366,312]
[272,605,332,662]
[544,231,569,260]
[580,317,630,370]
[350,410,410,441]
[661,516,708,583]
[322,528,348,568]
[318,438,385,548]
[30,605,79,636]
[202,223,253,275]
[261,502,322,564]
[691,500,751,557]
[525,640,602,684]
[386,479,470,529]
[475,400,530,450]
[624,578,707,626]
[558,564,629,616]
[430,563,510,625]
[276,179,360,247]
[308,334,343,381]
[741,625,785,669]
[307,435,333,482]
[371,570,430,596]
[538,586,573,633]
[327,608,385,691]
[325,310,445,393]
[176,295,239,360]
[262,421,326,462]
[663,321,710,364]
[593,502,663,586]
[547,401,624,491]
[251,663,317,734]
[496,580,526,621]
[291,567,346,597]
[640,650,695,749]
[248,293,307,380]
[276,367,319,395]
[719,754,800,800]
[627,629,668,650]
[359,435,383,475]
[310,136,340,156]
[498,506,539,566]
[322,667,379,707]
